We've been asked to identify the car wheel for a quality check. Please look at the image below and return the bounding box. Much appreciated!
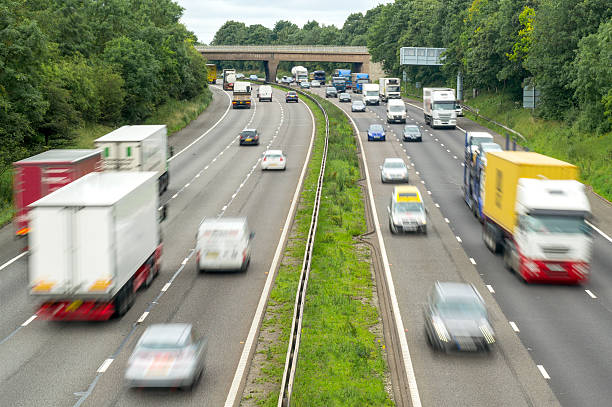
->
[421,225,427,235]
[389,219,397,235]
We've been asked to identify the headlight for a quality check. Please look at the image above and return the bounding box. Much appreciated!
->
[432,317,450,342]
[479,322,496,344]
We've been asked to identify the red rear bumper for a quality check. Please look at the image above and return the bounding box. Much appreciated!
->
[37,301,115,321]
[519,257,589,284]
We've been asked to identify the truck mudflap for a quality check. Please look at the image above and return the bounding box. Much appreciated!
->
[37,301,115,321]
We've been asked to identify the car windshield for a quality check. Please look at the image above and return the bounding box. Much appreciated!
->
[241,131,256,137]
[327,88,336,92]
[390,105,404,112]
[287,92,296,96]
[481,144,501,152]
[370,125,384,132]
[341,93,349,97]
[265,154,282,159]
[522,215,590,234]
[365,90,378,97]
[471,136,493,146]
[432,101,455,110]
[404,126,419,134]
[393,202,423,213]
[388,86,400,92]
[384,161,405,169]
[437,300,486,319]
[200,228,242,240]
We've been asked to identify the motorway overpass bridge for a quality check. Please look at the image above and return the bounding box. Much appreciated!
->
[196,45,380,82]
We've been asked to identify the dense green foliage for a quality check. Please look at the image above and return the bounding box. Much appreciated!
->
[0,0,208,176]
[212,0,612,133]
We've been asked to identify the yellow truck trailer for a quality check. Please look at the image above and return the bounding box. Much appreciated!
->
[206,64,217,84]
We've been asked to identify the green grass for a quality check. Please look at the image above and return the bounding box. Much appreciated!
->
[462,91,612,201]
[0,170,14,227]
[243,89,393,406]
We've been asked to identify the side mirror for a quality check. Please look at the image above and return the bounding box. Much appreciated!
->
[379,165,383,170]
[387,206,391,214]
[158,204,168,222]
[249,232,255,239]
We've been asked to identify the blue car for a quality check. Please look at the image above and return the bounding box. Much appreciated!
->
[367,124,386,141]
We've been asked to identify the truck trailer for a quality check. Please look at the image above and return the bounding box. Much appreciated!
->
[206,64,217,84]
[481,151,592,284]
[379,78,401,101]
[29,172,164,320]
[223,69,236,91]
[423,87,457,128]
[94,125,170,194]
[13,149,103,236]
[232,81,252,108]
[353,73,370,93]
[291,66,308,84]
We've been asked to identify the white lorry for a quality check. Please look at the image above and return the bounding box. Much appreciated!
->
[379,78,401,101]
[423,87,457,129]
[362,83,380,105]
[257,85,272,102]
[29,172,164,320]
[386,99,407,123]
[94,125,170,194]
[291,66,308,84]
[232,81,252,109]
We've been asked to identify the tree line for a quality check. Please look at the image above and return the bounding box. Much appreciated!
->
[212,0,611,133]
[0,0,208,175]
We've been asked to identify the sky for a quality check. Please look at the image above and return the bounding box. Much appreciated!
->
[175,0,391,44]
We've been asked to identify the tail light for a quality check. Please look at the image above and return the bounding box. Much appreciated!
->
[263,157,267,161]
[279,157,283,161]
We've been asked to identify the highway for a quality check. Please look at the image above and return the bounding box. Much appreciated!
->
[0,84,315,407]
[312,86,612,407]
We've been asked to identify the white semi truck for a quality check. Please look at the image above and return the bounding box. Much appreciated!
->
[95,125,170,194]
[379,78,401,101]
[28,172,164,320]
[423,87,457,129]
[291,66,308,84]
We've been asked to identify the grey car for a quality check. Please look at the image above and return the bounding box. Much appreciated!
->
[380,158,409,183]
[325,87,337,98]
[424,282,495,353]
[125,324,207,389]
[403,125,422,142]
[339,92,351,102]
[351,100,366,112]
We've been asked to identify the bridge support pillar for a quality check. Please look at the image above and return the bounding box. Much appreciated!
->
[264,58,279,83]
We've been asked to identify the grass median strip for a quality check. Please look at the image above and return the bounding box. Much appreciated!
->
[242,89,393,406]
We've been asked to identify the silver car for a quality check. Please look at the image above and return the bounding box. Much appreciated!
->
[403,125,422,142]
[380,158,409,183]
[125,324,207,389]
[424,282,495,353]
[351,100,366,112]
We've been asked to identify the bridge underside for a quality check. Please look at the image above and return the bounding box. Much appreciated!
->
[200,52,370,82]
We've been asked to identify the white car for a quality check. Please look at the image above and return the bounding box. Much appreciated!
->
[310,80,321,88]
[380,158,409,183]
[261,150,286,170]
[196,218,254,272]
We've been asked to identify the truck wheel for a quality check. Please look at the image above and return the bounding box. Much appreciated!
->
[503,241,514,272]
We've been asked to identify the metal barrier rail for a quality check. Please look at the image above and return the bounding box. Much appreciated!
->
[460,103,527,142]
[272,83,330,407]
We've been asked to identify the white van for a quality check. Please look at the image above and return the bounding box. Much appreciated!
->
[387,99,406,123]
[258,85,272,102]
[196,218,254,272]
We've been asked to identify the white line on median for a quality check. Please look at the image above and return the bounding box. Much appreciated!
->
[509,321,520,332]
[161,283,171,292]
[537,365,551,379]
[434,203,440,208]
[137,312,149,324]
[470,258,477,265]
[444,218,450,223]
[456,236,462,243]
[486,285,495,293]
[97,358,114,373]
[21,315,37,327]
[585,289,597,299]
[585,220,612,244]
[0,251,28,272]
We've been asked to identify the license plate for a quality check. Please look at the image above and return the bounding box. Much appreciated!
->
[548,264,565,272]
[206,252,218,259]
[246,139,252,141]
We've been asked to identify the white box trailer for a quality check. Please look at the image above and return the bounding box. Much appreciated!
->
[29,172,162,320]
[95,125,170,194]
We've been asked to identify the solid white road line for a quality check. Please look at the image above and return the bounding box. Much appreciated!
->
[96,359,114,373]
[585,289,597,299]
[21,315,37,327]
[0,251,28,272]
[137,312,149,324]
[161,283,171,292]
[444,218,450,223]
[469,258,477,265]
[537,365,551,380]
[486,285,495,294]
[509,321,520,332]
[345,108,423,407]
[586,220,612,244]
[224,95,316,407]
[456,236,462,243]
[168,86,232,162]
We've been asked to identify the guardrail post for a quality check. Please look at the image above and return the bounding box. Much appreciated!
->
[512,140,516,151]
[505,133,509,151]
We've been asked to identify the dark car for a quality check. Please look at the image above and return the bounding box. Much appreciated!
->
[367,124,386,141]
[239,129,259,145]
[351,100,366,112]
[339,93,351,102]
[285,91,298,103]
[403,125,422,142]
[325,87,337,98]
[424,282,495,353]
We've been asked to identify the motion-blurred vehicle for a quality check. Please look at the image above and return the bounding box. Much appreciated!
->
[125,324,206,389]
[196,218,254,272]
[351,100,366,112]
[367,124,386,141]
[464,131,494,162]
[257,85,273,102]
[261,150,286,171]
[339,93,351,102]
[476,142,502,166]
[310,80,321,88]
[285,91,298,103]
[325,87,337,98]
[249,74,258,81]
[388,186,427,234]
[380,158,409,183]
[424,282,495,352]
[299,81,310,89]
[403,125,422,142]
[239,129,259,146]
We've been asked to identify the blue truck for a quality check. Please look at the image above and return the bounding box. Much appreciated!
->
[334,69,352,89]
[462,132,500,221]
[332,76,346,92]
[353,73,370,93]
[313,70,326,84]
